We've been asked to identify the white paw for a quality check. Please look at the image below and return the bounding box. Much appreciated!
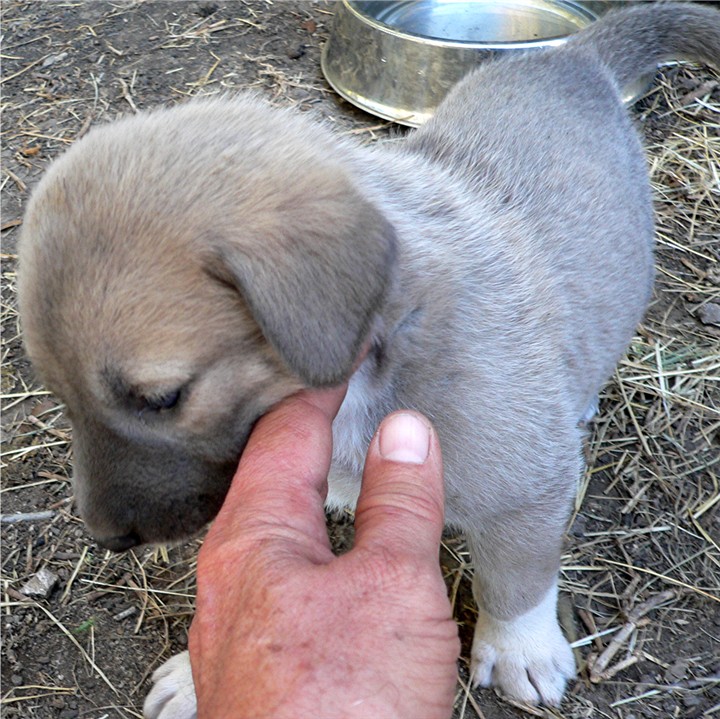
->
[470,584,575,706]
[144,651,197,719]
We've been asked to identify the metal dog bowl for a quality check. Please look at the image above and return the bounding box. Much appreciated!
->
[322,1,624,126]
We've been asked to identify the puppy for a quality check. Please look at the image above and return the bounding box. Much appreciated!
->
[17,4,720,717]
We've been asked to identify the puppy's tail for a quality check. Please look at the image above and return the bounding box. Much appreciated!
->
[568,3,720,90]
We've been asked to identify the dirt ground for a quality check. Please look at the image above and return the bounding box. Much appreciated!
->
[1,2,719,718]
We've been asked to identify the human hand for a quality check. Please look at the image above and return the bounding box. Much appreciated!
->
[187,386,460,719]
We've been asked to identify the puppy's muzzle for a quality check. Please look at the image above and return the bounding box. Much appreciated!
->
[71,418,238,549]
[98,531,143,553]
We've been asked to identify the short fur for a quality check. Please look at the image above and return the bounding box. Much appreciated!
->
[18,3,720,711]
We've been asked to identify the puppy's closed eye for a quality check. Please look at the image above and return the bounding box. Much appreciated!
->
[137,389,181,415]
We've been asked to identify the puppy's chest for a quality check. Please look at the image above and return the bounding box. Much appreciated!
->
[327,369,388,509]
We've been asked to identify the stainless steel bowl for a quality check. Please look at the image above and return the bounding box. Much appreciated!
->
[322,1,624,126]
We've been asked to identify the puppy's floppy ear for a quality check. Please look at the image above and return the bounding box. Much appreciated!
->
[205,176,396,387]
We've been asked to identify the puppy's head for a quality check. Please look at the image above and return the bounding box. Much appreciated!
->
[18,98,396,550]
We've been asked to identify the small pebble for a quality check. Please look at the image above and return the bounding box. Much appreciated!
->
[664,658,688,682]
[287,44,306,60]
[20,567,58,599]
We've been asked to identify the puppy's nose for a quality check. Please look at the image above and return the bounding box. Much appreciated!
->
[96,531,141,552]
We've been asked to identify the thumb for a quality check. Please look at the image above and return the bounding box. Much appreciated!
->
[353,411,445,559]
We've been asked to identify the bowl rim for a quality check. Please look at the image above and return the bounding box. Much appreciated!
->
[343,0,602,51]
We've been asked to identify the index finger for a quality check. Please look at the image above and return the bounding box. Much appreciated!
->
[206,384,347,553]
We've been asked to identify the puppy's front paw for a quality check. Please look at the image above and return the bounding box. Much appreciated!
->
[144,651,197,719]
[470,585,575,706]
